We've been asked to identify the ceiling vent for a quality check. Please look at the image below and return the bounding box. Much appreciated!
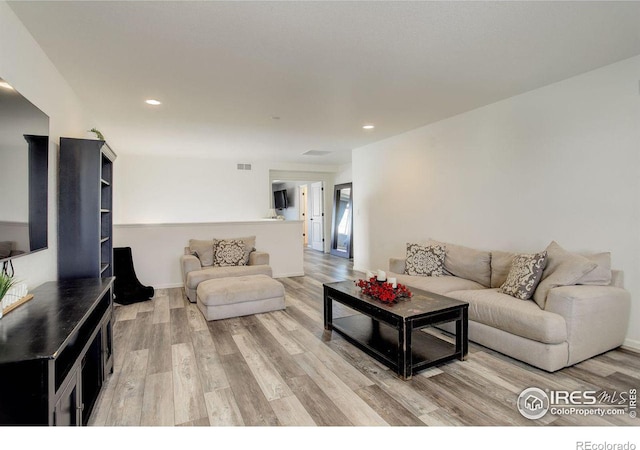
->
[302,150,332,156]
[237,163,252,170]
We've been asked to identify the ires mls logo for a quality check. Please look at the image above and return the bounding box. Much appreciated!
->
[517,387,550,419]
[517,387,638,420]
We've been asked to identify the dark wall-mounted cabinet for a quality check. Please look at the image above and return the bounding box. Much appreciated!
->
[58,138,116,279]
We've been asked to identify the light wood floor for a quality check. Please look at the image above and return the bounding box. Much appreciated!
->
[89,249,639,426]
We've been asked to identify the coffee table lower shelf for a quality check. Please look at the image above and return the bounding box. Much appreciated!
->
[332,314,458,376]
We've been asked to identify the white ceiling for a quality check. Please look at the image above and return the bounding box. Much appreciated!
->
[8,1,640,165]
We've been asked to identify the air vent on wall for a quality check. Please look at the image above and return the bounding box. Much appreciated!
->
[236,163,252,170]
[302,150,332,156]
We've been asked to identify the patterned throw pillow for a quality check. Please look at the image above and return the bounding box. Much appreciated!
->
[500,251,547,300]
[405,243,446,277]
[213,236,256,265]
[214,239,247,267]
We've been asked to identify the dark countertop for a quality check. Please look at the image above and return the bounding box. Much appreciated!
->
[0,277,114,364]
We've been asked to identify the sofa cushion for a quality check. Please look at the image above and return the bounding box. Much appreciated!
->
[389,257,406,274]
[577,252,612,285]
[392,273,485,295]
[405,243,445,277]
[213,239,247,266]
[434,241,491,287]
[186,265,273,289]
[198,275,284,306]
[249,251,270,266]
[500,251,547,300]
[490,251,515,288]
[533,241,597,309]
[189,239,215,267]
[448,288,567,344]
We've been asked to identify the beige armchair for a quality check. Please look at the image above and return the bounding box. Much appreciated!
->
[181,247,272,302]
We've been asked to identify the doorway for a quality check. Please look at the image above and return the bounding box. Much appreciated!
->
[271,178,325,251]
[309,181,324,252]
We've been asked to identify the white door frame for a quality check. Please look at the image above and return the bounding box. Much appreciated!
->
[298,185,308,246]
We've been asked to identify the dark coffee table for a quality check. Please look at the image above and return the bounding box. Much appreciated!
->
[324,280,469,380]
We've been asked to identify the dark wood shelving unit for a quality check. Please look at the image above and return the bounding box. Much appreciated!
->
[58,137,117,279]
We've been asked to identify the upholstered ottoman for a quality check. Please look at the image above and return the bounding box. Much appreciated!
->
[196,274,285,321]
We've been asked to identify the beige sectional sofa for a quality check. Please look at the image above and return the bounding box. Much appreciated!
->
[388,240,631,372]
[181,237,272,303]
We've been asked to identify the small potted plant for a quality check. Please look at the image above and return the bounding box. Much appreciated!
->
[0,272,17,318]
[88,128,105,140]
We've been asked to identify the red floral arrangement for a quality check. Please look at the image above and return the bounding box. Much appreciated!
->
[355,277,412,304]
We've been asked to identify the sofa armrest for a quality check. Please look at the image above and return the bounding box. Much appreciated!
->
[389,257,406,274]
[181,254,202,284]
[610,269,624,288]
[249,251,269,266]
[545,285,630,365]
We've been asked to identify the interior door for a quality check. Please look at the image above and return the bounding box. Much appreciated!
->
[309,182,324,251]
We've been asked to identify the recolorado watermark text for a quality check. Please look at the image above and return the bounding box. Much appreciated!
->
[576,442,636,450]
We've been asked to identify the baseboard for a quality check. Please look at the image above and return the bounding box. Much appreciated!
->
[352,266,368,274]
[153,282,184,290]
[274,272,305,278]
[622,338,640,353]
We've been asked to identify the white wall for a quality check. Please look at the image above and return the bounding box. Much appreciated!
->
[0,1,93,289]
[334,163,352,185]
[112,156,345,279]
[353,55,640,347]
[114,155,274,224]
[113,220,304,288]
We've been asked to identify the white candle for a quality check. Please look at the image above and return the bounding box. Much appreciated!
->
[377,270,386,282]
[388,277,397,288]
[366,270,374,280]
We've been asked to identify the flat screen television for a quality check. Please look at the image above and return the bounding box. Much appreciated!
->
[0,77,49,264]
[274,189,288,209]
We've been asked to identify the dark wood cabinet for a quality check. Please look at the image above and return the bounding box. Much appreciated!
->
[54,370,81,426]
[58,137,116,279]
[0,278,114,425]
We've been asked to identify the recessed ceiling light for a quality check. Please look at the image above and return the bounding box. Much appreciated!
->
[0,81,14,90]
[145,99,161,105]
[362,124,375,129]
